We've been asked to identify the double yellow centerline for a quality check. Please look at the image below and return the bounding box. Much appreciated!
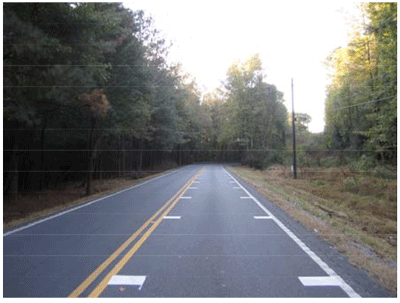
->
[69,167,204,298]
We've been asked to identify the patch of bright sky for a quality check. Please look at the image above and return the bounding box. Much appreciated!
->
[125,0,361,133]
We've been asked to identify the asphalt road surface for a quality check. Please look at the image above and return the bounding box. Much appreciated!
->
[3,165,393,297]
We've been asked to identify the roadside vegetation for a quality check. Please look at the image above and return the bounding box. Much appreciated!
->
[3,165,178,230]
[224,5,397,293]
[3,3,209,200]
[5,4,395,199]
[228,164,396,294]
[3,2,396,294]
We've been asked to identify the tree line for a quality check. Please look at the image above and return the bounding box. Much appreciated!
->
[202,54,288,168]
[3,3,209,198]
[3,3,396,200]
[3,3,289,199]
[324,3,397,166]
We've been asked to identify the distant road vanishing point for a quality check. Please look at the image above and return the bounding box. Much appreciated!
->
[3,165,392,297]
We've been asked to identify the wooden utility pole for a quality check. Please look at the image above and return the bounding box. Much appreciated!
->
[291,78,297,179]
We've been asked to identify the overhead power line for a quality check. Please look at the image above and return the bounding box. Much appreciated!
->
[4,64,164,67]
[4,85,177,88]
[326,88,396,105]
[3,149,396,152]
[330,95,396,112]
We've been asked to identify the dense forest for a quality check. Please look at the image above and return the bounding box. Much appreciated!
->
[3,3,397,199]
[324,3,397,166]
[3,3,288,198]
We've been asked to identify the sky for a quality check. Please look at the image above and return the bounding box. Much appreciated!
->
[124,0,361,133]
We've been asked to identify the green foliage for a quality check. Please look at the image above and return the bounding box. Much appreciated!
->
[294,113,311,132]
[324,3,397,164]
[3,3,206,196]
[217,54,288,167]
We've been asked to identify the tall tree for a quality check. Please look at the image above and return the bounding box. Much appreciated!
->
[363,3,397,162]
[324,3,396,164]
[220,54,288,167]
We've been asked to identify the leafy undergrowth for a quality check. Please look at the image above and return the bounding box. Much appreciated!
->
[228,165,397,295]
[3,171,165,230]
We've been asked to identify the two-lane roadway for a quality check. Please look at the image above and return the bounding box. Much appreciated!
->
[3,165,392,297]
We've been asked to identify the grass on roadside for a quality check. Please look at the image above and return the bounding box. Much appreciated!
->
[227,165,397,295]
[3,168,176,230]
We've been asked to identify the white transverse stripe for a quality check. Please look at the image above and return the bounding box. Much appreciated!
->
[108,275,146,290]
[240,196,252,199]
[222,167,361,298]
[299,276,342,287]
[254,216,273,219]
[180,196,192,199]
[164,216,181,219]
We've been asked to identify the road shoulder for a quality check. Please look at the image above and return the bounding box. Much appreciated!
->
[226,165,396,297]
[3,167,181,234]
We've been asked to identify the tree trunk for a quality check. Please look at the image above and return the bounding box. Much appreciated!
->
[178,144,182,166]
[139,138,144,172]
[9,144,19,200]
[117,135,121,177]
[99,152,103,180]
[86,154,93,196]
[86,119,96,196]
[122,133,125,177]
[39,117,47,190]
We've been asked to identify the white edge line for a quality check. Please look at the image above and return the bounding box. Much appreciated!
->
[223,167,361,298]
[3,168,184,237]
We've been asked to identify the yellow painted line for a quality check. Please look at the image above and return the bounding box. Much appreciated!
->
[88,167,204,297]
[68,168,203,298]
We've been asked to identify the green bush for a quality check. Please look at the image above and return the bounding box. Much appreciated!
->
[343,176,360,194]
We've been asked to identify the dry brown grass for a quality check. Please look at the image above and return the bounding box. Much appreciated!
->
[3,165,397,294]
[228,165,397,294]
[3,170,170,230]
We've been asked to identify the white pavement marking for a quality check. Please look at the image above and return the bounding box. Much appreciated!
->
[233,187,241,189]
[163,216,182,219]
[229,181,237,184]
[189,187,198,189]
[298,276,342,287]
[223,167,361,298]
[180,197,192,199]
[108,275,146,290]
[240,196,252,199]
[3,168,180,237]
[254,216,273,219]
